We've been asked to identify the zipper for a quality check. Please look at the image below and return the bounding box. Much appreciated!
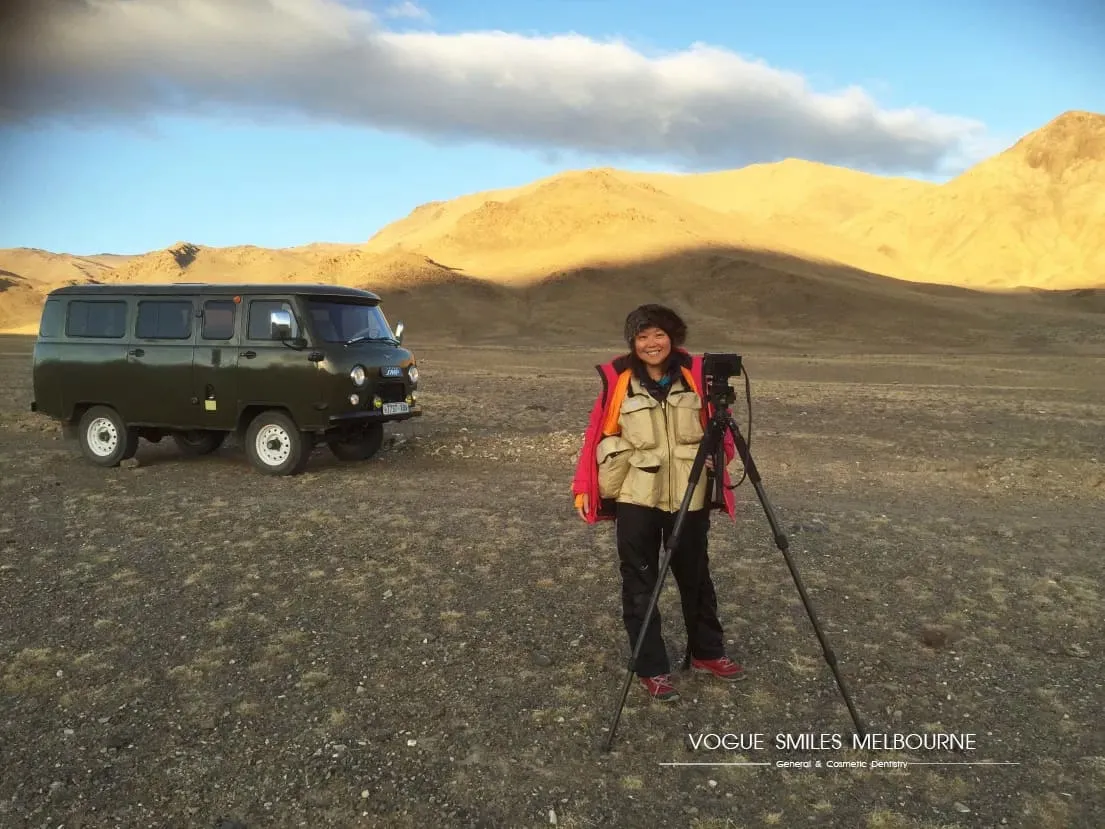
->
[662,398,673,511]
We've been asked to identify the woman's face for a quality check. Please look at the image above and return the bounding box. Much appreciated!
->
[634,326,672,369]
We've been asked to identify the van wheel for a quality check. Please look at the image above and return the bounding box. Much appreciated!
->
[244,411,310,475]
[173,430,226,457]
[329,424,384,461]
[78,406,139,467]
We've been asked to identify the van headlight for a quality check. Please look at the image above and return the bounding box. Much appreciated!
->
[408,365,418,385]
[350,365,366,386]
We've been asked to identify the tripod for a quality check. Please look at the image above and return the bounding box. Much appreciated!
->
[600,358,866,752]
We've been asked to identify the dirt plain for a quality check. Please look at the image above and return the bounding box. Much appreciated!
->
[1,333,1103,829]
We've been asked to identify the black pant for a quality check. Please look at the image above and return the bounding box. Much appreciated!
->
[615,502,726,677]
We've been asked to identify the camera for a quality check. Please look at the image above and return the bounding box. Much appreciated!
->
[703,352,742,401]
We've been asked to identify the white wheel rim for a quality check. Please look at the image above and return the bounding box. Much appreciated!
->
[255,423,292,466]
[86,417,118,456]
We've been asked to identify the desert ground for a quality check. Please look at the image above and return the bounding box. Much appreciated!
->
[1,331,1103,829]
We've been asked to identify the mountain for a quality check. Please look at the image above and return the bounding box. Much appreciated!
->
[355,111,1105,293]
[837,110,1105,290]
[1,110,1103,345]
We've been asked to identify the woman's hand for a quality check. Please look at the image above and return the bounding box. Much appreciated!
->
[576,493,590,521]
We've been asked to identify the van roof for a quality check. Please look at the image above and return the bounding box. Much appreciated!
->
[46,282,382,301]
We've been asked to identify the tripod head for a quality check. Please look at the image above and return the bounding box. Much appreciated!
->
[702,352,742,410]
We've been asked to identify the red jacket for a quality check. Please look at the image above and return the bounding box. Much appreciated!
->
[572,349,737,523]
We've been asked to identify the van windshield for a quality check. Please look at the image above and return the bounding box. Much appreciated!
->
[306,300,397,345]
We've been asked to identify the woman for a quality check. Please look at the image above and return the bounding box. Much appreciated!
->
[572,304,746,702]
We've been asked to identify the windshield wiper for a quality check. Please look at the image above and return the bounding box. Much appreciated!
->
[344,333,398,346]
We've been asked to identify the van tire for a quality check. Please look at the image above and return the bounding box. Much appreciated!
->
[244,410,310,475]
[78,405,139,467]
[329,424,384,461]
[172,430,226,457]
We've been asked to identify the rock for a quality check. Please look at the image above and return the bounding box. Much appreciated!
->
[953,802,971,813]
[920,624,961,649]
[120,457,141,469]
[532,653,553,668]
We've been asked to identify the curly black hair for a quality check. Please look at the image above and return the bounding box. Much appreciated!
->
[623,304,688,348]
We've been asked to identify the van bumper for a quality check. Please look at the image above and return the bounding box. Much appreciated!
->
[327,406,422,425]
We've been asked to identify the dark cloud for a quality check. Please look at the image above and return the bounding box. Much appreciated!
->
[0,0,991,174]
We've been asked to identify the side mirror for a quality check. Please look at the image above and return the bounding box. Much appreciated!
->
[270,309,293,340]
[394,321,404,344]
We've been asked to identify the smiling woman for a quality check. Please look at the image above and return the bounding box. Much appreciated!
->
[571,303,744,704]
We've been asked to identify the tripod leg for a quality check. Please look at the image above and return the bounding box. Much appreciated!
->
[600,420,723,753]
[679,441,726,673]
[725,414,866,739]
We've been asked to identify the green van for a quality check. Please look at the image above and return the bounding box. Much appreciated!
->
[30,282,421,475]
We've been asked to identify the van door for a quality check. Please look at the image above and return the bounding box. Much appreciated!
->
[236,296,320,428]
[191,297,241,430]
[126,296,198,427]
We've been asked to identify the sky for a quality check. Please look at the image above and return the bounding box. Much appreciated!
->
[0,0,1102,255]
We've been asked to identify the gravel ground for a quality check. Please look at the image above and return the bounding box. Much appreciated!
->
[1,337,1103,828]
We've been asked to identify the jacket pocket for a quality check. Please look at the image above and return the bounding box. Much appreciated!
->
[670,443,708,510]
[618,394,659,449]
[596,435,633,498]
[619,450,663,507]
[668,390,705,444]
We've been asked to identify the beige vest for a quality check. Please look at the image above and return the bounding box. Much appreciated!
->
[595,374,709,512]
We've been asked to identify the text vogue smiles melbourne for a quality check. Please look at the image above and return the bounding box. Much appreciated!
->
[687,732,979,752]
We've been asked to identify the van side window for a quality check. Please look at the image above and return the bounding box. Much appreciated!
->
[39,299,64,337]
[248,300,298,340]
[66,300,127,338]
[136,300,193,340]
[203,300,237,340]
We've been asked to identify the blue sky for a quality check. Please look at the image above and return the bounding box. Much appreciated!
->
[0,0,1101,255]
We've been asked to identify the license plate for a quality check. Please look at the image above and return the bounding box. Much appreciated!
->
[382,402,409,415]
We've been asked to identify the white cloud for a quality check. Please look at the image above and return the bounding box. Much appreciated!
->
[0,0,990,175]
[384,1,430,21]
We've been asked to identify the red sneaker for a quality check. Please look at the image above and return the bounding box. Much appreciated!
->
[691,656,747,682]
[639,674,680,702]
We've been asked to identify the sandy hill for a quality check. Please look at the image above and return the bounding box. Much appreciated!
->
[362,111,1105,291]
[624,159,934,225]
[1,109,1103,346]
[0,247,118,286]
[367,168,771,280]
[838,110,1105,290]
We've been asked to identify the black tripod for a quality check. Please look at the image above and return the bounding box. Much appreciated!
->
[600,354,866,752]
